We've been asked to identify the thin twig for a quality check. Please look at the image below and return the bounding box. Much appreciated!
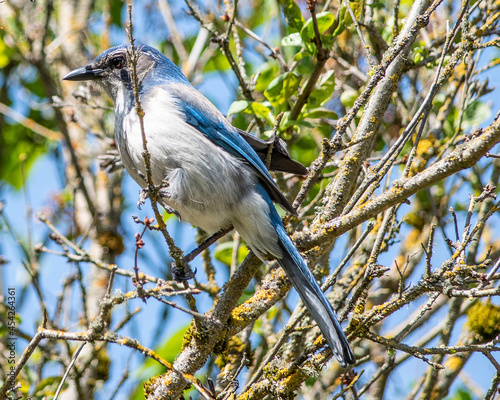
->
[343,0,376,67]
[53,342,87,400]
[233,19,288,71]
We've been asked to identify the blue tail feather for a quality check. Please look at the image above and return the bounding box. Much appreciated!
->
[263,186,355,367]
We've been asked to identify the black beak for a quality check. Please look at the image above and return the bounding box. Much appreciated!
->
[63,65,104,81]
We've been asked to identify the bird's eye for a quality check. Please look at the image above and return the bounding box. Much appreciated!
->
[111,56,125,69]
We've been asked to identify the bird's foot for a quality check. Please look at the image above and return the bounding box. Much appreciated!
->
[162,204,181,219]
[99,149,123,172]
[137,177,172,207]
[137,187,181,219]
[137,187,150,209]
[171,261,197,281]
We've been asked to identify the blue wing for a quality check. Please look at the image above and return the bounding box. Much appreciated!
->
[167,83,296,214]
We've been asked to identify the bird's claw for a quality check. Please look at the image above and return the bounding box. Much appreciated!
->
[171,261,197,281]
[137,188,181,219]
[163,205,181,219]
[137,188,150,210]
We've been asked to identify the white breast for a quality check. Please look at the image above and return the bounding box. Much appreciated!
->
[114,87,248,230]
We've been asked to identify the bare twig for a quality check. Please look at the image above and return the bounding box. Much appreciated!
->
[342,0,377,67]
[53,342,87,400]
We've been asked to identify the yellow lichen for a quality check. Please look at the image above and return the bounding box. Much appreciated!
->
[214,335,246,369]
[467,300,500,341]
[416,135,436,157]
[444,355,465,371]
[143,373,167,397]
[181,320,212,350]
[282,370,306,393]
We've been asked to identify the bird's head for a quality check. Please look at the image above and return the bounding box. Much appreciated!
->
[63,44,188,101]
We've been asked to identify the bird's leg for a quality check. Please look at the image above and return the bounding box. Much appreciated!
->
[183,226,234,263]
[98,148,123,172]
[136,169,152,209]
[171,226,233,281]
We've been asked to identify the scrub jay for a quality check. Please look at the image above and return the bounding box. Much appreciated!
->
[63,44,354,367]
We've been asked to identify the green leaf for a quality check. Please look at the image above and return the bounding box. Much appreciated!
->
[247,102,275,126]
[280,112,313,130]
[23,78,47,99]
[109,0,124,26]
[315,121,334,138]
[133,325,189,382]
[448,387,473,400]
[461,100,491,130]
[246,0,277,28]
[238,288,256,306]
[0,123,48,189]
[227,100,275,126]
[227,100,252,116]
[306,70,336,108]
[333,5,348,37]
[302,108,338,120]
[264,71,301,113]
[300,12,335,53]
[281,32,303,47]
[413,45,429,65]
[203,50,231,73]
[0,37,14,69]
[295,134,321,165]
[294,55,314,75]
[340,88,359,108]
[255,62,280,92]
[281,119,314,129]
[334,2,362,37]
[155,325,189,364]
[321,34,335,51]
[214,241,249,266]
[131,324,191,400]
[367,0,385,9]
[279,0,305,31]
